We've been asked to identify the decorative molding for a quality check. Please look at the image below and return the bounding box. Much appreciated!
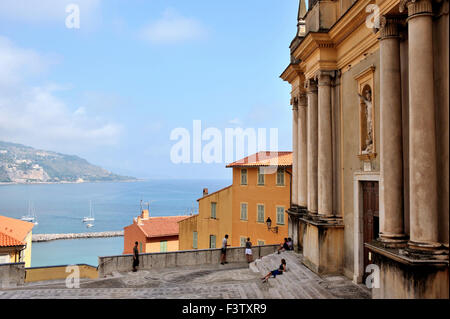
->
[304,78,318,93]
[400,0,433,17]
[379,16,402,39]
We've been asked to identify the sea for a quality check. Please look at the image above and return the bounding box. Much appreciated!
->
[0,179,230,267]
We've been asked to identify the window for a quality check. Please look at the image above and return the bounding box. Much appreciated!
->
[210,235,216,248]
[139,242,143,253]
[193,232,198,249]
[160,240,168,252]
[257,240,265,246]
[277,168,285,186]
[277,206,285,225]
[240,237,247,247]
[241,169,248,185]
[257,204,265,223]
[240,203,248,220]
[211,202,217,219]
[257,167,265,185]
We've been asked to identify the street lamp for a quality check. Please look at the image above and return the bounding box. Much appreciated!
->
[266,217,278,233]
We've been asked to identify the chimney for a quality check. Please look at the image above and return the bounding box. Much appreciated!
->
[203,188,209,196]
[141,209,149,219]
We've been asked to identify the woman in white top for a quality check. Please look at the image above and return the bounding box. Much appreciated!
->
[245,237,253,263]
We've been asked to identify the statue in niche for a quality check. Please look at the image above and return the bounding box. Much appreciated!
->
[357,86,373,154]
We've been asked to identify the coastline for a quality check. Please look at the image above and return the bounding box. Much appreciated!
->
[0,179,144,186]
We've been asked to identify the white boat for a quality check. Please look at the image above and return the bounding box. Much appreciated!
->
[21,201,36,222]
[82,201,95,222]
[86,223,94,228]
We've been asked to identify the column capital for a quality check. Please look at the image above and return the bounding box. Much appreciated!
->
[315,70,336,86]
[298,93,308,107]
[379,16,403,39]
[400,0,433,18]
[290,96,299,110]
[304,78,317,93]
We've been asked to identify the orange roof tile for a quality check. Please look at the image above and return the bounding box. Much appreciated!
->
[0,232,24,247]
[0,215,34,247]
[226,151,292,168]
[137,216,190,238]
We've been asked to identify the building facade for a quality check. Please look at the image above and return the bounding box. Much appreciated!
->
[0,215,34,267]
[123,210,189,254]
[179,152,291,250]
[282,0,448,298]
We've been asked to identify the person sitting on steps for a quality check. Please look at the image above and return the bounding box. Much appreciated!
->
[261,259,286,283]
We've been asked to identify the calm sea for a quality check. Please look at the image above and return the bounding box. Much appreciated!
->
[0,179,230,267]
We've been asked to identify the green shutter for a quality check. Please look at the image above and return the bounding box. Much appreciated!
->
[160,241,168,252]
[241,203,247,220]
[257,205,264,222]
[277,207,285,225]
[210,235,216,248]
[193,232,198,249]
[211,202,216,219]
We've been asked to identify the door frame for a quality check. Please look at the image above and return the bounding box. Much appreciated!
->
[353,171,379,284]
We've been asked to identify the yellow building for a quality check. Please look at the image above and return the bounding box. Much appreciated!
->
[0,215,34,267]
[179,152,292,250]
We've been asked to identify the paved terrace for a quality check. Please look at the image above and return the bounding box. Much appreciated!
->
[0,251,370,299]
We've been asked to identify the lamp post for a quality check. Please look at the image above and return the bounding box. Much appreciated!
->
[266,217,278,233]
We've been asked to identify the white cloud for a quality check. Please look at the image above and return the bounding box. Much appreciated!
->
[0,0,101,23]
[0,36,122,152]
[140,8,208,44]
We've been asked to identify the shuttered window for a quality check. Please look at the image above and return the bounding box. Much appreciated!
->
[193,232,198,249]
[277,206,285,225]
[160,240,168,252]
[257,204,265,223]
[276,168,285,185]
[257,167,265,185]
[210,235,216,248]
[240,203,248,220]
[241,169,248,185]
[211,202,217,219]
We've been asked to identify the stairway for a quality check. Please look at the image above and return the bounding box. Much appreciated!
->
[250,251,369,299]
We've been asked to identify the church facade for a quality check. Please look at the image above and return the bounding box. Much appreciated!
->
[281,0,448,298]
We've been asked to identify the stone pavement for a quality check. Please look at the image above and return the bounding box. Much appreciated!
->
[0,251,371,299]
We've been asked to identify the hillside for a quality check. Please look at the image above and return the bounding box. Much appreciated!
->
[0,141,136,183]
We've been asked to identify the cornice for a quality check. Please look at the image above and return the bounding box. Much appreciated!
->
[280,63,304,84]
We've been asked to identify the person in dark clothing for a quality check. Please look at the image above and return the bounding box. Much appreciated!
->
[220,234,229,265]
[132,241,139,272]
[261,259,286,283]
[277,238,289,254]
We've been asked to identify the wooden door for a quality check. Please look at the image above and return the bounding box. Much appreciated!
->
[362,181,379,281]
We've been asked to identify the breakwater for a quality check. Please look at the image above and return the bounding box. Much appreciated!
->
[32,231,124,242]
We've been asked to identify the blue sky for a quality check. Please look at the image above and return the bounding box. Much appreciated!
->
[0,0,300,180]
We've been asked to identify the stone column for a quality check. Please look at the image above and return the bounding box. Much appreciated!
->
[379,17,407,245]
[401,0,440,251]
[305,79,318,214]
[317,71,334,218]
[292,98,299,206]
[298,93,308,208]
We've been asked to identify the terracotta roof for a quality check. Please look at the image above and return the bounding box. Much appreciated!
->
[0,215,34,247]
[226,151,292,168]
[137,216,190,238]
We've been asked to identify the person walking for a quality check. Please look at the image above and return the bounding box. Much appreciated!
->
[220,234,229,265]
[132,241,140,272]
[245,237,253,263]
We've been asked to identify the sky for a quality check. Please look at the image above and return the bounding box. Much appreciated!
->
[0,0,300,180]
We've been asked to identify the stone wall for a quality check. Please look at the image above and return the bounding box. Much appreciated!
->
[25,264,98,283]
[98,245,279,278]
[0,262,25,288]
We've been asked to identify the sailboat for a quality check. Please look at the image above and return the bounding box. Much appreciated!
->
[21,201,36,222]
[82,201,95,223]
